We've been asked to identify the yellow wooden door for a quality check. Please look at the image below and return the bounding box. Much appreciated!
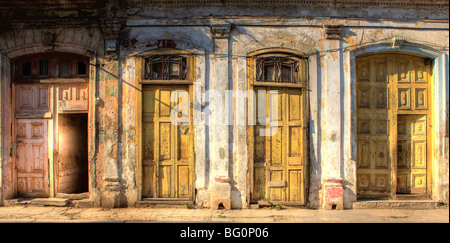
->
[397,115,427,194]
[253,87,305,204]
[356,53,432,198]
[356,54,391,197]
[142,85,192,199]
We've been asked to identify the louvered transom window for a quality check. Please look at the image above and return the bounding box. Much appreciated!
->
[13,52,90,83]
[256,56,307,85]
[144,55,187,80]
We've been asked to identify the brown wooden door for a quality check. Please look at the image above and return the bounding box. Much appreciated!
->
[142,85,192,199]
[253,87,306,204]
[14,84,51,198]
[15,119,49,197]
[397,115,427,194]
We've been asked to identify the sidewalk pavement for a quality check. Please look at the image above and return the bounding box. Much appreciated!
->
[0,206,448,223]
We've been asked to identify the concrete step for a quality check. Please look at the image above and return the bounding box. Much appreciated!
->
[4,197,94,207]
[5,198,70,207]
[72,199,93,208]
[55,192,89,200]
[353,200,442,209]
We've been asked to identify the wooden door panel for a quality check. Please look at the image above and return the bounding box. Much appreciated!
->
[16,86,34,112]
[397,58,411,83]
[142,163,155,197]
[15,85,51,118]
[288,169,302,202]
[159,89,172,118]
[268,169,284,201]
[357,54,432,198]
[142,85,192,199]
[159,122,172,161]
[288,126,302,165]
[177,165,190,198]
[253,87,305,204]
[397,115,427,194]
[253,166,266,201]
[158,165,172,198]
[410,116,427,194]
[270,126,283,166]
[177,125,190,161]
[56,84,89,112]
[15,119,48,197]
[356,54,392,197]
[254,126,266,163]
[288,92,302,122]
[269,91,283,123]
[142,86,156,197]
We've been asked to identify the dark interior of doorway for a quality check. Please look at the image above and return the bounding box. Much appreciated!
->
[58,113,89,195]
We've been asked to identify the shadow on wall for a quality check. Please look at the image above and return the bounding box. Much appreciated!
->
[308,52,322,209]
[95,27,215,207]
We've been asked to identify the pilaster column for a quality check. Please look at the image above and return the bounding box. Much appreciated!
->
[321,25,344,209]
[100,18,123,208]
[210,23,232,209]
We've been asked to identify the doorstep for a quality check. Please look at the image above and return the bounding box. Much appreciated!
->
[353,199,442,209]
[4,197,93,208]
[5,198,70,207]
[136,198,194,208]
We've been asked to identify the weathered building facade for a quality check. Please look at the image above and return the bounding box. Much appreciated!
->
[0,0,448,209]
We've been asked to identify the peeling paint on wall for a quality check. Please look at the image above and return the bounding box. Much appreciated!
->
[0,0,449,208]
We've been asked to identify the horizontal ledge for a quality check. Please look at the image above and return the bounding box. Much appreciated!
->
[141,198,191,201]
[140,81,194,85]
[126,19,449,30]
[57,110,88,113]
[250,83,305,88]
[20,78,89,83]
[16,114,52,119]
[257,200,305,206]
[139,198,193,205]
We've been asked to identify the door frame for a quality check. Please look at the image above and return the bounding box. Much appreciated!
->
[135,52,196,204]
[246,48,310,206]
[352,40,441,201]
[1,47,96,203]
[12,82,91,199]
[54,109,89,197]
[9,52,91,199]
[53,82,90,197]
[355,53,434,199]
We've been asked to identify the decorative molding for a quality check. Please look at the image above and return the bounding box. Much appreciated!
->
[324,25,343,40]
[157,40,177,49]
[125,0,449,8]
[392,37,406,49]
[0,0,97,9]
[351,37,444,59]
[210,24,232,39]
[41,32,56,49]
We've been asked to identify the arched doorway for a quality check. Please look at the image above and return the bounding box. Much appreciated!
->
[247,49,309,206]
[356,53,434,200]
[12,52,90,198]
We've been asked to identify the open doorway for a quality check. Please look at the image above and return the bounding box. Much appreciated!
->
[57,113,89,197]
